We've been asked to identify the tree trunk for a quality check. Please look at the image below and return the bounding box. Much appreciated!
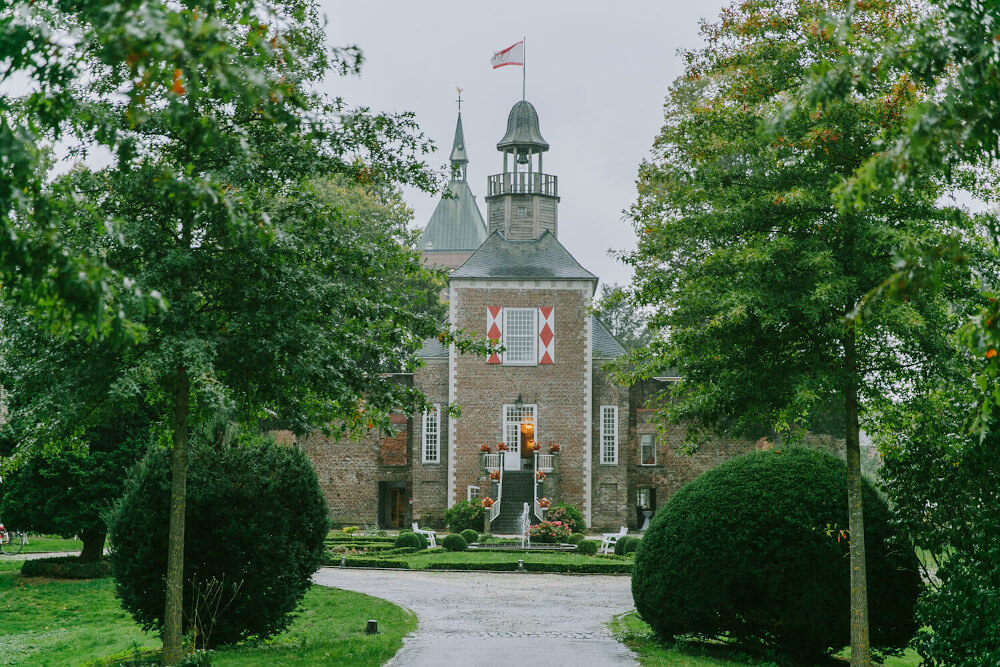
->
[844,322,872,666]
[79,529,106,563]
[162,367,189,666]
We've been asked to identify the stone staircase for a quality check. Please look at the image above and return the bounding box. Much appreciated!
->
[490,470,534,534]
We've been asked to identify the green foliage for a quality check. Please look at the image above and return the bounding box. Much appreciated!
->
[614,536,641,556]
[527,521,571,544]
[544,504,585,534]
[633,448,921,659]
[592,283,651,350]
[393,532,425,550]
[874,393,1000,666]
[576,540,599,556]
[460,529,479,544]
[0,405,148,561]
[620,0,972,442]
[20,556,111,579]
[107,438,329,648]
[441,534,468,552]
[567,533,586,545]
[443,500,485,533]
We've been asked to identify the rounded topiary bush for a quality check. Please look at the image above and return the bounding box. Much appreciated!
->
[442,534,468,552]
[633,448,921,659]
[545,504,585,534]
[614,535,641,556]
[576,539,599,555]
[107,439,328,648]
[460,529,479,544]
[394,532,424,549]
[567,532,586,545]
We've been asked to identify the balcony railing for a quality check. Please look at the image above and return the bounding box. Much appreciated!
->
[536,454,554,473]
[483,453,502,472]
[487,172,558,197]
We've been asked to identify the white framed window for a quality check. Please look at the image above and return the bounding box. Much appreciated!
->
[422,404,441,464]
[517,205,527,215]
[502,307,537,366]
[467,485,480,501]
[600,405,618,464]
[640,434,656,466]
[502,403,537,453]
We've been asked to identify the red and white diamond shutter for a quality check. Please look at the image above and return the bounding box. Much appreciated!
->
[487,306,503,364]
[538,307,554,364]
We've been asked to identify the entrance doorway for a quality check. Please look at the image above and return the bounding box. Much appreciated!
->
[502,403,537,471]
[378,482,409,529]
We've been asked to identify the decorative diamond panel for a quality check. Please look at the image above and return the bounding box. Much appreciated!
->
[538,306,554,364]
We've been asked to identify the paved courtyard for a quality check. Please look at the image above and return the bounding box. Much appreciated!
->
[313,567,637,666]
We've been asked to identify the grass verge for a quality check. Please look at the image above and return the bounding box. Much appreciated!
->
[4,535,84,555]
[0,560,414,666]
[610,611,924,666]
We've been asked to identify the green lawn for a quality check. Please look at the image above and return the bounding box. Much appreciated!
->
[0,560,415,666]
[16,536,84,555]
[611,611,925,666]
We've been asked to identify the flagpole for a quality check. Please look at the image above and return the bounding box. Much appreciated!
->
[522,36,526,100]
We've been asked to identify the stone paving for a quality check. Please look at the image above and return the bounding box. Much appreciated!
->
[313,567,638,666]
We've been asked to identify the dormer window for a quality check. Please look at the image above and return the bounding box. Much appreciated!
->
[517,206,527,216]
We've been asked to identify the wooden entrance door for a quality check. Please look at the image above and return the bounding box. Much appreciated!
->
[389,488,406,528]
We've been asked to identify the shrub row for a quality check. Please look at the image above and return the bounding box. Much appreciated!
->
[325,536,395,544]
[20,556,111,579]
[337,558,632,574]
[577,540,600,555]
[614,536,641,556]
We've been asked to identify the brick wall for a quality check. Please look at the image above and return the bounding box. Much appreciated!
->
[412,359,450,527]
[449,282,592,520]
[591,365,630,529]
[299,376,413,527]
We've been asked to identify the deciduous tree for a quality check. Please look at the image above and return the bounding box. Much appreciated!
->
[620,1,976,662]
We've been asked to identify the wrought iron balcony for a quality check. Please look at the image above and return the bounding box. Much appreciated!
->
[487,172,558,197]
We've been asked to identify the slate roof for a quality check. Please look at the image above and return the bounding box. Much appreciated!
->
[451,231,597,281]
[418,180,487,252]
[497,100,549,152]
[449,114,468,164]
[416,336,449,359]
[592,316,627,359]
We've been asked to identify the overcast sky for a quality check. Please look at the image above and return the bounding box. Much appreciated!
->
[316,0,730,289]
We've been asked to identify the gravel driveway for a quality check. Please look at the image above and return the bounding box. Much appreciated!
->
[313,568,637,666]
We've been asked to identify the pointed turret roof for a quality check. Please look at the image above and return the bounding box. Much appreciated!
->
[417,112,487,253]
[450,114,468,166]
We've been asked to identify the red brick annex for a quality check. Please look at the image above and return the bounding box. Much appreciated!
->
[298,99,757,531]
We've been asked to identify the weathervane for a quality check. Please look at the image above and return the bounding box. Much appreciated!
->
[456,87,463,114]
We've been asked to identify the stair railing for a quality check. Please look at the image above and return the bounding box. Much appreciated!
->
[533,453,547,522]
[488,462,502,523]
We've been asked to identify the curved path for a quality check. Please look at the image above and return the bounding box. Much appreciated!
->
[314,568,637,666]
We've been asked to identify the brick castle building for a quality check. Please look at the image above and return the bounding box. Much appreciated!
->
[300,99,756,531]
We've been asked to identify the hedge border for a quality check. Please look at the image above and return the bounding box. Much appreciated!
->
[20,556,111,579]
[335,558,633,574]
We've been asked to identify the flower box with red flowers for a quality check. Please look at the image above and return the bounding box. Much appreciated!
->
[489,469,502,481]
[481,496,495,508]
[480,443,491,453]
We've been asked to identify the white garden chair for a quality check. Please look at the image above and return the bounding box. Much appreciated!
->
[600,526,627,554]
[411,522,437,548]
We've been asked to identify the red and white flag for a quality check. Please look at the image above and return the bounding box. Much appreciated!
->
[491,41,524,69]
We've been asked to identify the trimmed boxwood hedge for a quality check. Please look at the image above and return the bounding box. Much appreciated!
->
[20,556,111,579]
[393,532,424,549]
[614,536,641,556]
[460,529,480,544]
[576,540,600,555]
[442,534,468,552]
[633,448,921,659]
[567,533,586,545]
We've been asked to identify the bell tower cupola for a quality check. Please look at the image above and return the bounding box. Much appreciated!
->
[484,100,559,240]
